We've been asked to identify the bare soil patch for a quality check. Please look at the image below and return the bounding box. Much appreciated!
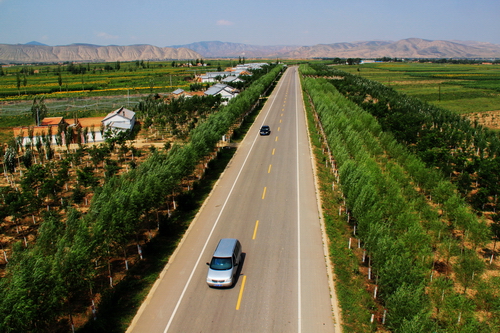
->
[466,110,500,130]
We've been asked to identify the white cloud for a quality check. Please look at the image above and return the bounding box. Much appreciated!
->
[96,32,119,40]
[216,20,233,26]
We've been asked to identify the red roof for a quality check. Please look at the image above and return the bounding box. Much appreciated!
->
[40,117,64,126]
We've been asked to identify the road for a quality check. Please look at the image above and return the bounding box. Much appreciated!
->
[127,66,340,333]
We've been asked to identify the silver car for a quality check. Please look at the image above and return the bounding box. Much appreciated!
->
[206,238,242,287]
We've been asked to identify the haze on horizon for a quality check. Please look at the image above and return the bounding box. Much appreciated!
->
[1,0,499,47]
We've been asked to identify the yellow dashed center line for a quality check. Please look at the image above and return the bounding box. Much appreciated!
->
[268,164,272,173]
[236,275,247,310]
[272,148,276,155]
[262,187,267,199]
[252,220,259,240]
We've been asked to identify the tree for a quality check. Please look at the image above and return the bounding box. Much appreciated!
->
[23,75,27,94]
[3,145,17,174]
[21,149,33,169]
[77,166,99,189]
[385,283,431,331]
[149,78,154,93]
[31,96,48,126]
[455,249,485,294]
[16,72,21,95]
[58,72,62,92]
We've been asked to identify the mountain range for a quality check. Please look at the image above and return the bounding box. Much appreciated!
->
[0,43,201,63]
[1,38,499,63]
[282,38,500,59]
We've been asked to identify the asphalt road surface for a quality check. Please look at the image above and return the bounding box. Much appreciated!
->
[127,66,339,333]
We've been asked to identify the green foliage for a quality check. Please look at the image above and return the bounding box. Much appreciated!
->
[322,63,500,213]
[30,95,48,126]
[0,64,284,332]
[385,283,433,332]
[300,63,492,331]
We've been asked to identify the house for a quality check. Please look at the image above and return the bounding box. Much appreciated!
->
[102,107,136,134]
[40,117,65,127]
[13,125,61,147]
[78,117,106,143]
[168,89,205,100]
[222,76,244,84]
[204,84,239,100]
[13,115,104,147]
[197,72,230,83]
[12,107,135,147]
[171,88,186,97]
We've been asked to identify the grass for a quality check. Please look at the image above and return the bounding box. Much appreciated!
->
[340,63,500,114]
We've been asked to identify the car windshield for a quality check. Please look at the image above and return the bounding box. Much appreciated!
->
[210,257,232,270]
[261,126,269,130]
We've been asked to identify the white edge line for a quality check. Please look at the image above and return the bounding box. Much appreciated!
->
[295,67,302,333]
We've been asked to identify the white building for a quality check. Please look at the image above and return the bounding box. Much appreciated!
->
[204,84,239,100]
[102,107,136,133]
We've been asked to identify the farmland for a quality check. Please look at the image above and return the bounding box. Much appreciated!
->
[340,62,500,123]
[0,59,231,100]
[0,59,250,144]
[0,61,282,331]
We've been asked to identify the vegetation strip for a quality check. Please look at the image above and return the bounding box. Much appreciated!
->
[0,65,283,332]
[300,63,498,332]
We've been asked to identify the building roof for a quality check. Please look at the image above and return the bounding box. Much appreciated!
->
[103,107,135,122]
[172,88,185,95]
[40,117,64,126]
[78,117,105,128]
[13,125,59,138]
[222,76,243,83]
[186,91,206,97]
[204,83,239,97]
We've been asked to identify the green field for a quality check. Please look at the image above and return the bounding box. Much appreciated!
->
[340,62,500,114]
[0,60,239,101]
[0,59,254,143]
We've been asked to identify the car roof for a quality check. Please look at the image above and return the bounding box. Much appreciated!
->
[213,238,239,257]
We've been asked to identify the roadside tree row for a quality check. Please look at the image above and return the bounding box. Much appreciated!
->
[301,64,495,332]
[0,65,284,332]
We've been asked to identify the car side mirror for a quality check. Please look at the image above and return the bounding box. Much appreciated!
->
[206,262,209,266]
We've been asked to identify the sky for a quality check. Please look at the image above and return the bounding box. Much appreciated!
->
[1,0,499,47]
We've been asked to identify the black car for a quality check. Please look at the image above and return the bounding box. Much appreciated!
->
[259,125,271,135]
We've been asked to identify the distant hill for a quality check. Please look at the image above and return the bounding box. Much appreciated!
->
[173,39,500,59]
[25,41,48,46]
[170,41,300,58]
[283,38,500,59]
[0,43,202,63]
[1,39,499,62]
